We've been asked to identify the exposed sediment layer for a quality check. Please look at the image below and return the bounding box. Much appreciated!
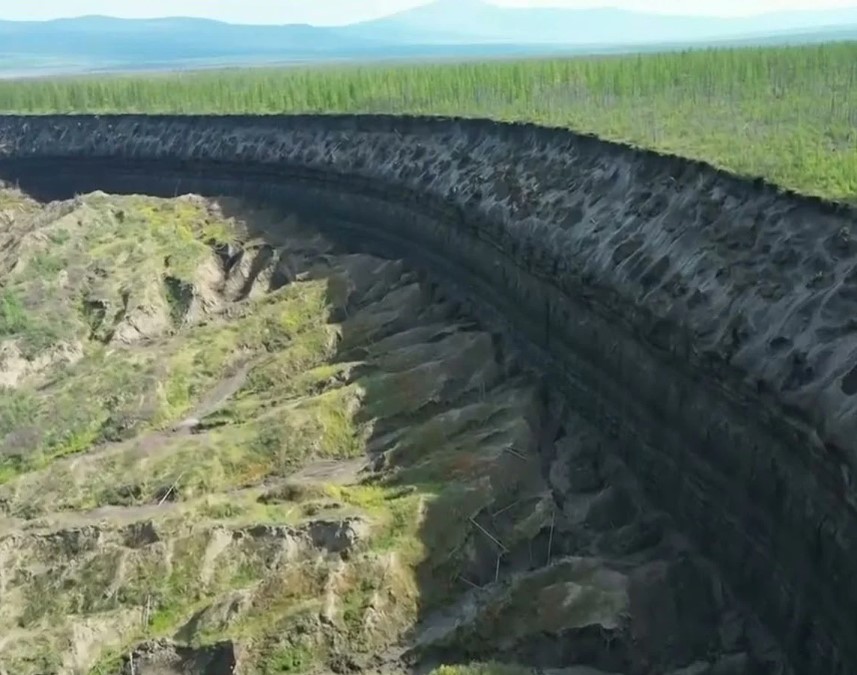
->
[0,114,855,674]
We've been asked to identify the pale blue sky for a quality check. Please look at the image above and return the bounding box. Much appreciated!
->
[1,0,855,25]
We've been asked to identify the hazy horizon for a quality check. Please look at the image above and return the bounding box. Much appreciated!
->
[2,0,856,79]
[2,0,857,26]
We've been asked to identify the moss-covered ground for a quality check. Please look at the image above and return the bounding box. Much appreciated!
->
[0,185,567,675]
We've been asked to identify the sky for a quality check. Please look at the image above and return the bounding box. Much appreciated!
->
[0,0,856,25]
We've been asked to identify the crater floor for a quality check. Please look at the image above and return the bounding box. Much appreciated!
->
[0,186,785,675]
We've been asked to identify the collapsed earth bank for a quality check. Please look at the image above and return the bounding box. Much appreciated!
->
[0,188,775,675]
[0,115,856,675]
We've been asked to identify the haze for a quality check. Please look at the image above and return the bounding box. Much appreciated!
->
[2,0,857,24]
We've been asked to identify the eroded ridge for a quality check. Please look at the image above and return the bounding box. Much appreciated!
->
[0,188,782,675]
[0,114,855,673]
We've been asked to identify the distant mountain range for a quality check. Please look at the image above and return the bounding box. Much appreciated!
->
[2,0,857,78]
[353,0,857,45]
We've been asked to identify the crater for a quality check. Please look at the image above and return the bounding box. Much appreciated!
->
[0,114,856,675]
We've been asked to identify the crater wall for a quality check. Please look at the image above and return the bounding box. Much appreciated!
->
[1,114,856,674]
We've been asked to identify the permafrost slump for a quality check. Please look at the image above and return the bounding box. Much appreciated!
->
[1,114,856,674]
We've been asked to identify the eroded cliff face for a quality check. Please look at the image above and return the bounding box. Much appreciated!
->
[0,115,855,675]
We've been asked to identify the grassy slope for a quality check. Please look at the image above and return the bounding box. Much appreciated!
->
[0,187,564,675]
[0,189,395,672]
[0,42,855,201]
[0,192,235,480]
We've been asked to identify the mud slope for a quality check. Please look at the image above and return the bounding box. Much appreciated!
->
[0,115,856,674]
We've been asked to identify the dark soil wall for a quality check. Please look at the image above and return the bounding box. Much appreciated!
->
[1,114,856,674]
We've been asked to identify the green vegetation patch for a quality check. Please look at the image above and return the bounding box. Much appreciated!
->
[0,283,344,509]
[0,191,341,486]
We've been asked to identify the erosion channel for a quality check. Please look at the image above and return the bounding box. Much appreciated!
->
[0,115,856,675]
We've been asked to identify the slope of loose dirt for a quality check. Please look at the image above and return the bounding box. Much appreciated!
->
[1,186,782,675]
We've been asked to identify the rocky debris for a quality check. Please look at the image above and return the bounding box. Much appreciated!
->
[238,517,368,557]
[306,518,369,555]
[110,310,170,345]
[0,340,83,388]
[40,525,105,557]
[119,639,241,675]
[176,590,254,640]
[121,520,160,549]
